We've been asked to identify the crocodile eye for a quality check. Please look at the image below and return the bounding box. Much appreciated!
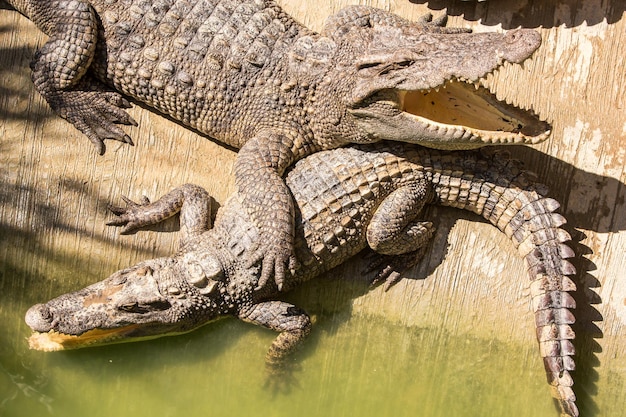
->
[120,303,140,313]
[356,58,415,77]
[110,273,128,286]
[119,300,171,313]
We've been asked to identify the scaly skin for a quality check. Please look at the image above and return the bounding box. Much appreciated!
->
[5,0,551,291]
[26,143,577,417]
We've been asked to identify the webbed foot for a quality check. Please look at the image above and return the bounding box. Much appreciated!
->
[238,301,312,388]
[24,0,137,154]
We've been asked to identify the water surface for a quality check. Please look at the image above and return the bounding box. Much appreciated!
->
[1,274,557,417]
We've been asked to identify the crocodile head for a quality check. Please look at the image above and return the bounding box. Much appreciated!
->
[295,15,550,149]
[25,253,235,351]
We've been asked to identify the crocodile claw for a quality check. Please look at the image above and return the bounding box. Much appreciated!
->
[249,245,298,291]
[106,195,152,234]
[45,77,137,155]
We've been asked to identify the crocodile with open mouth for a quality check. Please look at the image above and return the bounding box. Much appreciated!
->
[26,142,577,417]
[5,0,550,288]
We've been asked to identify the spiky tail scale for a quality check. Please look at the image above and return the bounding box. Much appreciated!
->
[426,149,578,417]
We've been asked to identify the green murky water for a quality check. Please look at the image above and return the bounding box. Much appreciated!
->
[0,270,558,417]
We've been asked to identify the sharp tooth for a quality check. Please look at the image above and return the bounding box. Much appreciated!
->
[435,87,440,92]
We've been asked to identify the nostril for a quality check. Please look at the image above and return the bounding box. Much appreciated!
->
[25,304,54,332]
[502,29,541,63]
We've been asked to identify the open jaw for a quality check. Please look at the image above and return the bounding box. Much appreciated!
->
[352,79,552,150]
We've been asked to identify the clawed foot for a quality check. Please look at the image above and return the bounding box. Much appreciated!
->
[107,195,152,234]
[248,244,299,291]
[46,77,137,155]
[364,246,429,291]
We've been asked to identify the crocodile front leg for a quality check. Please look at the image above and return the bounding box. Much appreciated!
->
[107,183,212,247]
[235,132,305,292]
[238,301,312,370]
[22,0,136,154]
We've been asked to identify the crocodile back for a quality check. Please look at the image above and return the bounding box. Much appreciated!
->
[281,143,423,285]
[87,0,306,145]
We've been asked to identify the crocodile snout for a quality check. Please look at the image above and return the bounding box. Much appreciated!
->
[501,29,542,63]
[25,303,54,333]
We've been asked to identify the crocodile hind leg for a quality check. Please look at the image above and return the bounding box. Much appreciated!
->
[107,184,212,247]
[366,181,435,289]
[20,0,136,154]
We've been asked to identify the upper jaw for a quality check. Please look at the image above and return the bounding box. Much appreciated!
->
[349,79,551,150]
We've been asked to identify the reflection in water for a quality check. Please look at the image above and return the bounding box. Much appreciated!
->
[2,302,559,417]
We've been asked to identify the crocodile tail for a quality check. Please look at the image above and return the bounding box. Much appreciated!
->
[431,150,578,417]
[484,159,578,417]
[506,197,578,417]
